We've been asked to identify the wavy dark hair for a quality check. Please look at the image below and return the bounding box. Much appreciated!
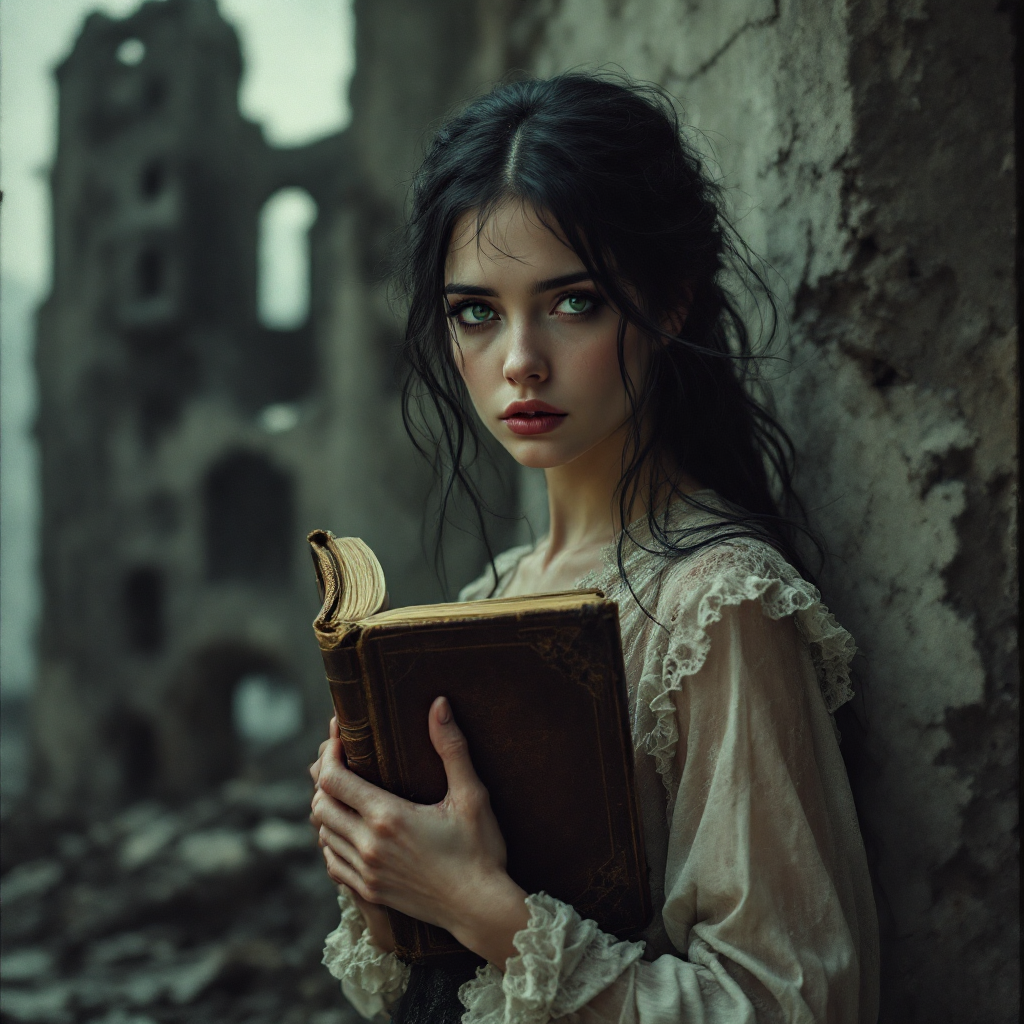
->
[397,72,820,597]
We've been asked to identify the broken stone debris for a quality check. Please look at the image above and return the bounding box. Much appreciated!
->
[0,780,362,1024]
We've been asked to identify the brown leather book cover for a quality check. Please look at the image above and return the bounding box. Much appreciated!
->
[308,530,651,968]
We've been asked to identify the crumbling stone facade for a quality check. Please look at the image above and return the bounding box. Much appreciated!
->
[32,0,517,815]
[35,0,345,810]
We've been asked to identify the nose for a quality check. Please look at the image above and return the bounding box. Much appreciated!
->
[502,322,549,386]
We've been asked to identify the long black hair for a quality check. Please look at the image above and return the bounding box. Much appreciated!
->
[397,72,820,595]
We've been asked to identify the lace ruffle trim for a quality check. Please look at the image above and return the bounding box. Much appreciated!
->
[322,890,409,1016]
[641,550,856,814]
[459,892,644,1024]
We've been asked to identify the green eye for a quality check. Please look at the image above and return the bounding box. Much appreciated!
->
[461,303,495,324]
[558,295,593,315]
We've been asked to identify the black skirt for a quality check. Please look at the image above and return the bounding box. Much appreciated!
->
[390,961,483,1024]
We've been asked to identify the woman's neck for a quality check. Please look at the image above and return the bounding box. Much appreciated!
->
[539,429,703,570]
[541,429,630,564]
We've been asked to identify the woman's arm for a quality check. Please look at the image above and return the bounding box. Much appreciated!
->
[310,696,530,969]
[646,602,872,1020]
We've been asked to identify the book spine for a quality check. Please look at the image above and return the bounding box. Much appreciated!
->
[321,644,383,789]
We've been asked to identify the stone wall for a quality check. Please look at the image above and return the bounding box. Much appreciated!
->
[501,0,1017,1020]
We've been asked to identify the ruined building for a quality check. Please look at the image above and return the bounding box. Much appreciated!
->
[35,0,342,807]
[33,0,516,813]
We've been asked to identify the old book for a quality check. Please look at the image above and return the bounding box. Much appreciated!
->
[308,530,651,968]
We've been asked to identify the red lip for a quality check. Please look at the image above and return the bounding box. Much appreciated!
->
[501,400,567,418]
[500,400,567,436]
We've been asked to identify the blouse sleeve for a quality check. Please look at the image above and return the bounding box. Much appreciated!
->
[458,598,878,1024]
[323,886,410,1020]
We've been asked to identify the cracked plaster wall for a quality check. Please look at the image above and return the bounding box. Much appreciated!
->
[507,0,1019,1020]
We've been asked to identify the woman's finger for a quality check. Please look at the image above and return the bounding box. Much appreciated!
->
[309,750,326,784]
[310,720,341,785]
[310,787,353,825]
[346,885,380,916]
[427,696,486,801]
[319,823,363,870]
[318,738,385,815]
[347,886,397,954]
[323,844,365,892]
[314,791,367,847]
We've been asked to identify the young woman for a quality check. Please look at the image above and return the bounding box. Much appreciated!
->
[309,74,879,1024]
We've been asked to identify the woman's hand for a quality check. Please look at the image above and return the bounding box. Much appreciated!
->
[310,719,395,953]
[310,697,529,968]
[308,715,340,789]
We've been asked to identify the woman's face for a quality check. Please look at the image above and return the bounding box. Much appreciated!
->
[445,201,646,470]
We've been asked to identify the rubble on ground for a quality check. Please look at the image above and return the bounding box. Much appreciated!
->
[0,780,361,1024]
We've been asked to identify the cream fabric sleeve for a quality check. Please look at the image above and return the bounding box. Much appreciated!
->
[323,887,410,1020]
[460,599,878,1024]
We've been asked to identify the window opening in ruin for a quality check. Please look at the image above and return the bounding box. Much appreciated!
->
[258,403,300,434]
[116,38,146,66]
[107,709,159,801]
[140,160,165,200]
[204,452,294,583]
[123,567,164,654]
[232,673,303,747]
[137,246,165,298]
[163,644,291,795]
[258,187,317,330]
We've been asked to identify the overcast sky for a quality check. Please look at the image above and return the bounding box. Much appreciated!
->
[0,0,356,694]
[1,0,355,296]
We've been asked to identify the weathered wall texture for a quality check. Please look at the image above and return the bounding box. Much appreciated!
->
[505,0,1017,1019]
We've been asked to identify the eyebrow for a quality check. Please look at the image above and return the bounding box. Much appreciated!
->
[443,271,593,297]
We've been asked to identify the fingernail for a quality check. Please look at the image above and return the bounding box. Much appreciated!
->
[437,697,451,724]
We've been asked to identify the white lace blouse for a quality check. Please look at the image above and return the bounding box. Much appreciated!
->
[323,498,880,1023]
